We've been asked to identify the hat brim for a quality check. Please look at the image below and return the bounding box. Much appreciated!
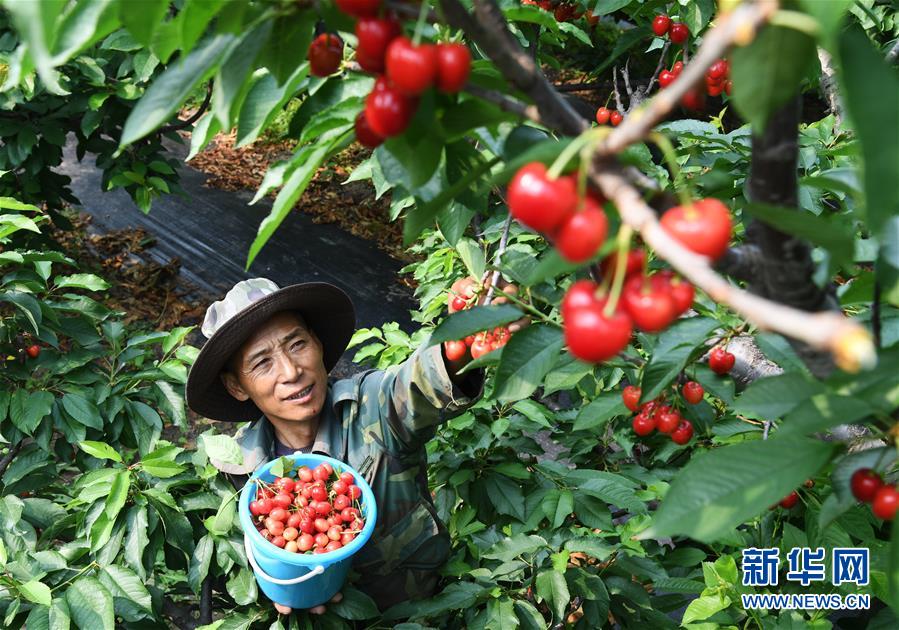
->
[186,283,355,422]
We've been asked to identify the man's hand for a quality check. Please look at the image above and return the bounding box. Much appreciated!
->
[273,592,343,616]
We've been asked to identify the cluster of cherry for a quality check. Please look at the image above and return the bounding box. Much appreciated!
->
[248,463,365,555]
[306,0,472,149]
[622,383,704,445]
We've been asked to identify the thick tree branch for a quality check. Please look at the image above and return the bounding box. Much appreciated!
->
[161,81,213,134]
[440,0,589,135]
[886,39,899,64]
[816,48,843,126]
[464,83,542,123]
[0,440,24,478]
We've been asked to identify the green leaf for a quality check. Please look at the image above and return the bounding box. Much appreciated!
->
[49,597,70,630]
[546,489,573,528]
[208,493,236,535]
[642,436,837,542]
[573,470,646,514]
[246,130,351,268]
[455,238,486,281]
[236,64,310,147]
[383,582,488,620]
[564,537,615,561]
[200,433,243,465]
[484,473,526,521]
[66,577,114,630]
[640,318,719,401]
[19,580,52,607]
[100,565,152,613]
[104,470,130,521]
[838,26,899,240]
[429,305,524,346]
[226,568,258,606]
[483,534,547,562]
[573,391,627,431]
[730,24,816,131]
[514,600,547,630]
[493,325,564,403]
[3,0,69,94]
[798,0,852,46]
[118,0,167,46]
[189,535,214,595]
[732,372,825,420]
[535,569,569,622]
[743,203,854,266]
[121,34,236,147]
[62,393,103,430]
[54,273,110,291]
[573,495,613,530]
[10,390,54,435]
[256,12,315,85]
[778,393,874,436]
[328,586,379,620]
[0,291,42,334]
[682,594,731,625]
[140,458,185,478]
[78,441,123,463]
[124,505,149,580]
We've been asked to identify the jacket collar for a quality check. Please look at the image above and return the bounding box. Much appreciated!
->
[212,376,358,476]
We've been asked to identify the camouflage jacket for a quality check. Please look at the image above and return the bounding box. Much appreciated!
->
[211,341,483,609]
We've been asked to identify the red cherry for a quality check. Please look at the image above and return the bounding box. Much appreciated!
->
[708,347,736,375]
[298,468,313,483]
[332,480,349,495]
[873,485,899,520]
[272,493,292,510]
[658,69,676,89]
[272,535,287,548]
[314,518,330,533]
[298,533,315,551]
[595,106,610,125]
[275,477,296,494]
[652,270,694,315]
[600,249,645,281]
[327,526,343,541]
[562,280,600,321]
[681,87,705,111]
[435,42,471,93]
[365,78,417,138]
[314,532,330,547]
[668,22,689,44]
[621,274,677,333]
[339,472,354,485]
[652,15,671,37]
[256,498,272,515]
[317,462,334,478]
[314,501,332,516]
[555,197,608,262]
[850,468,883,503]
[672,61,684,75]
[25,344,40,359]
[724,80,732,95]
[347,485,362,500]
[609,110,623,126]
[282,527,299,542]
[299,517,315,534]
[507,163,578,234]
[334,0,380,19]
[308,34,343,78]
[585,9,599,26]
[325,540,343,552]
[341,531,356,545]
[470,334,492,360]
[310,484,328,502]
[354,112,384,149]
[269,507,289,522]
[249,500,262,516]
[656,410,681,434]
[632,412,656,436]
[356,17,401,73]
[341,507,360,522]
[671,420,694,445]
[553,3,578,21]
[444,340,467,361]
[622,385,642,412]
[707,83,723,97]
[682,381,704,404]
[779,491,800,509]
[266,519,285,536]
[707,59,729,80]
[563,301,633,363]
[386,37,438,96]
[660,198,733,260]
[333,494,351,511]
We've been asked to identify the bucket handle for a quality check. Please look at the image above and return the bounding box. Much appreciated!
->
[244,534,326,585]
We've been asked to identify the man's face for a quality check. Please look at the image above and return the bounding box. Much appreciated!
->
[220,311,329,425]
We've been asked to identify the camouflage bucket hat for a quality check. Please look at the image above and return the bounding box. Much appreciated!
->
[186,278,355,422]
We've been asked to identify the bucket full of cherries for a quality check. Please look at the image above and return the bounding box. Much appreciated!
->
[238,453,377,609]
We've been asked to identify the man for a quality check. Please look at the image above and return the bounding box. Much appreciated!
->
[185,278,484,614]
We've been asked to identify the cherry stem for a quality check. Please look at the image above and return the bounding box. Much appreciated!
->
[604,225,633,318]
[546,128,602,180]
[412,0,430,46]
[649,131,694,209]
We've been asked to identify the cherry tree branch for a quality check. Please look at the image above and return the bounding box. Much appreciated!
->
[464,83,542,124]
[591,166,874,371]
[817,48,843,126]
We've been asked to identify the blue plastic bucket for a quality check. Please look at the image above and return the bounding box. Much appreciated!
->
[239,453,377,609]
